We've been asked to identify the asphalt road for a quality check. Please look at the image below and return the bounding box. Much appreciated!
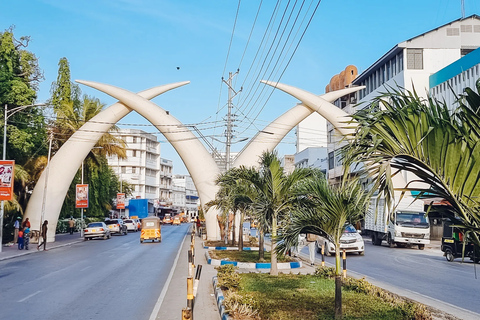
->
[307,237,480,315]
[0,223,190,320]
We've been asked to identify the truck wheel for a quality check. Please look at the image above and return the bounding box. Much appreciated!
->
[371,233,377,245]
[445,249,454,262]
[418,244,425,250]
[388,234,395,248]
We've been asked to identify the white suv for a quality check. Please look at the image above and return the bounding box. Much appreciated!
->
[105,219,128,235]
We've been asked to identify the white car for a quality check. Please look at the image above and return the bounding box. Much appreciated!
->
[315,224,365,256]
[124,219,138,232]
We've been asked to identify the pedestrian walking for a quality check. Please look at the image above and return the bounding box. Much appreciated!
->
[24,226,30,250]
[68,218,75,235]
[18,227,24,250]
[196,218,201,236]
[22,217,31,229]
[13,217,20,244]
[37,220,48,251]
[306,233,316,266]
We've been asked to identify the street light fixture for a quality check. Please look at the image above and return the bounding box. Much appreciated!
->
[0,103,46,253]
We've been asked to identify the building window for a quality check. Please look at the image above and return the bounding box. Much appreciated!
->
[406,49,423,70]
[132,137,137,143]
[328,151,334,170]
[121,166,126,174]
[132,167,136,174]
[398,52,403,72]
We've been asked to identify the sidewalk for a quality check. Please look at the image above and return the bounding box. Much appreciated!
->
[0,232,83,261]
[151,230,221,320]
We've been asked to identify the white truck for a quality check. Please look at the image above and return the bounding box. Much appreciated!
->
[365,196,430,250]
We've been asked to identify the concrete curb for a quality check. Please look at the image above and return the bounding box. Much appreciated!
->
[0,239,83,261]
[212,276,230,320]
[205,250,302,270]
[202,241,263,251]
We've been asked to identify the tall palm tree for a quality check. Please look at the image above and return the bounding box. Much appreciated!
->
[236,151,313,275]
[278,177,370,319]
[343,83,480,246]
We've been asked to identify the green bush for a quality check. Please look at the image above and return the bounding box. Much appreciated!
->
[248,236,258,245]
[215,264,241,290]
[314,266,336,278]
[55,217,104,234]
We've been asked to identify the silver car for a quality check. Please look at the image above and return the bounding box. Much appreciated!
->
[84,222,111,240]
[124,219,138,232]
[315,224,365,255]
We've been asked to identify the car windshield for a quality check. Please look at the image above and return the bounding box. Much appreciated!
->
[344,225,357,233]
[125,220,133,223]
[88,223,103,228]
[396,212,429,228]
[105,220,119,225]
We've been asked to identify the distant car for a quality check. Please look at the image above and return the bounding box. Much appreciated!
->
[105,219,128,235]
[315,224,365,256]
[84,222,111,240]
[134,219,142,230]
[163,214,173,225]
[124,219,138,232]
[173,216,181,225]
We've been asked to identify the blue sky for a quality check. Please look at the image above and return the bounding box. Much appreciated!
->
[1,0,479,174]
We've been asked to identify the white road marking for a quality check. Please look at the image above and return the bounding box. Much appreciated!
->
[18,290,41,302]
[149,227,189,320]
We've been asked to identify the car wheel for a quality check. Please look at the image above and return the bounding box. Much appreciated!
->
[84,237,88,241]
[359,251,365,256]
[103,234,108,240]
[315,241,321,253]
[445,249,454,262]
[108,234,111,239]
[140,239,144,243]
[324,243,331,256]
[418,244,425,250]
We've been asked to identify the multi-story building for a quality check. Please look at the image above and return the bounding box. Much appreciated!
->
[173,174,199,219]
[108,129,161,200]
[159,158,173,205]
[295,147,328,174]
[327,14,480,184]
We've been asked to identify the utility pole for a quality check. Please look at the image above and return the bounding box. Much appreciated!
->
[222,70,241,172]
[221,71,241,244]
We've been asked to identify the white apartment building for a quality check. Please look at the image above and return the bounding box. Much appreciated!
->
[173,174,199,219]
[107,129,161,200]
[295,147,328,174]
[327,14,480,183]
[159,158,173,204]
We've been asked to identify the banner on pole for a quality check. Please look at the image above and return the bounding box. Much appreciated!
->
[0,160,14,201]
[75,184,89,208]
[117,193,125,209]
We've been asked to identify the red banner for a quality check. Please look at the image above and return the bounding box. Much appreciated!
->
[0,161,14,201]
[75,184,89,208]
[117,193,125,209]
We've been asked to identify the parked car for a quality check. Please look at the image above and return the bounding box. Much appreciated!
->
[173,215,181,225]
[84,222,111,240]
[105,219,128,235]
[124,219,138,232]
[163,214,173,225]
[315,224,365,255]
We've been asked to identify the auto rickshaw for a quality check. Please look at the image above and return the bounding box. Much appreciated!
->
[140,216,162,243]
[441,220,479,262]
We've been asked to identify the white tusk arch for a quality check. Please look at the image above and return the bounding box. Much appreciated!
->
[234,86,363,168]
[76,80,221,240]
[24,82,190,241]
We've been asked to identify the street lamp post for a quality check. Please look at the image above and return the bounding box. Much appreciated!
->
[0,103,46,253]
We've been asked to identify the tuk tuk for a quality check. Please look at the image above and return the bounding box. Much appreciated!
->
[140,216,162,243]
[441,220,479,262]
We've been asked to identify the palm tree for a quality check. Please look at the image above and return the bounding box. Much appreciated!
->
[235,151,313,275]
[343,83,480,246]
[277,177,370,319]
[215,167,255,249]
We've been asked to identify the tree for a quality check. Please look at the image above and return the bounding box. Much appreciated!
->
[49,58,127,219]
[235,151,313,275]
[343,83,480,247]
[277,177,370,319]
[215,167,255,249]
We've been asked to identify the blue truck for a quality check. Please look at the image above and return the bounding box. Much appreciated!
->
[127,199,150,219]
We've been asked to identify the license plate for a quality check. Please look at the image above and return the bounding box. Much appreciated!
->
[342,243,357,248]
[91,229,97,232]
